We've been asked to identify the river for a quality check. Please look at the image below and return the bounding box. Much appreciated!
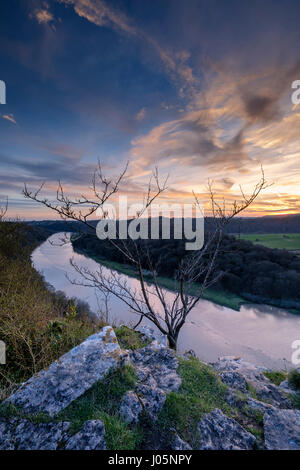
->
[32,233,300,369]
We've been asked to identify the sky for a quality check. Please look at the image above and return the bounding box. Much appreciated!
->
[1,0,300,219]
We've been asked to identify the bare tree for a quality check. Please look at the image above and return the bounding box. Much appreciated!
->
[24,163,268,350]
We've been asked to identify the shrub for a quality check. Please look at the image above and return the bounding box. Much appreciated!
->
[264,371,286,386]
[288,369,300,390]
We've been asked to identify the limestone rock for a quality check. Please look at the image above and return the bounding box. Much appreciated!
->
[120,342,181,424]
[264,409,300,450]
[220,371,248,393]
[6,326,128,416]
[136,384,166,419]
[0,418,70,450]
[138,326,168,348]
[279,379,298,396]
[119,391,143,424]
[65,420,106,450]
[197,409,256,450]
[246,397,275,414]
[131,345,181,393]
[0,419,16,450]
[14,420,70,450]
[213,357,291,408]
[171,432,192,450]
[248,378,291,408]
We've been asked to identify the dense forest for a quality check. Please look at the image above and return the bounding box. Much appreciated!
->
[72,230,300,310]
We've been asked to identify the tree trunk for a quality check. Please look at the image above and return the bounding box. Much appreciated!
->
[167,333,177,350]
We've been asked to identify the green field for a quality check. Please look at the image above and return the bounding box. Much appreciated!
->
[238,233,300,252]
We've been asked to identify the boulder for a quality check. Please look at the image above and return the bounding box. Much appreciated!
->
[131,345,181,393]
[14,420,70,450]
[119,342,181,424]
[279,379,298,396]
[120,384,166,424]
[0,418,70,450]
[0,419,16,450]
[6,327,128,416]
[119,391,143,424]
[136,384,166,419]
[220,371,248,393]
[264,409,300,450]
[197,409,256,450]
[0,418,106,450]
[213,357,291,408]
[65,420,106,450]
[138,325,168,348]
[246,397,275,414]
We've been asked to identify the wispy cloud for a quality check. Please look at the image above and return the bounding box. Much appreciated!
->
[136,107,146,122]
[34,9,54,24]
[2,114,17,124]
[58,0,197,97]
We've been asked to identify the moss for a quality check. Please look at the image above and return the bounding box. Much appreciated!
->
[157,357,231,449]
[115,325,149,351]
[288,369,300,390]
[264,371,287,386]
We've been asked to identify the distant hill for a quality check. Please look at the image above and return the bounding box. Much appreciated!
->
[28,213,300,235]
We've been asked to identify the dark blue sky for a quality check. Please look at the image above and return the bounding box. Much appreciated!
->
[1,0,300,217]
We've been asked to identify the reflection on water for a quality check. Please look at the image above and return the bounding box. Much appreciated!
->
[32,233,300,369]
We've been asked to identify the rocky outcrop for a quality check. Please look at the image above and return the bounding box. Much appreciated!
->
[213,356,291,408]
[263,409,300,450]
[196,409,256,450]
[120,335,181,424]
[65,420,106,450]
[6,326,128,417]
[171,432,192,450]
[131,343,181,393]
[220,371,248,393]
[1,325,299,451]
[0,418,106,450]
[137,325,168,348]
[0,418,70,450]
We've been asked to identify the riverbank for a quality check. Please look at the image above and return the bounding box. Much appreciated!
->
[71,242,300,315]
[72,245,247,311]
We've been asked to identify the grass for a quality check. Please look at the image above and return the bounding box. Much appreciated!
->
[57,365,142,449]
[156,357,231,449]
[115,325,149,351]
[264,370,287,386]
[75,247,246,311]
[238,233,300,251]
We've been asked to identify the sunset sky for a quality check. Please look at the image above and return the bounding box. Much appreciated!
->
[1,0,300,219]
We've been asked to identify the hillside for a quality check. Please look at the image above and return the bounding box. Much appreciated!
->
[29,213,300,235]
